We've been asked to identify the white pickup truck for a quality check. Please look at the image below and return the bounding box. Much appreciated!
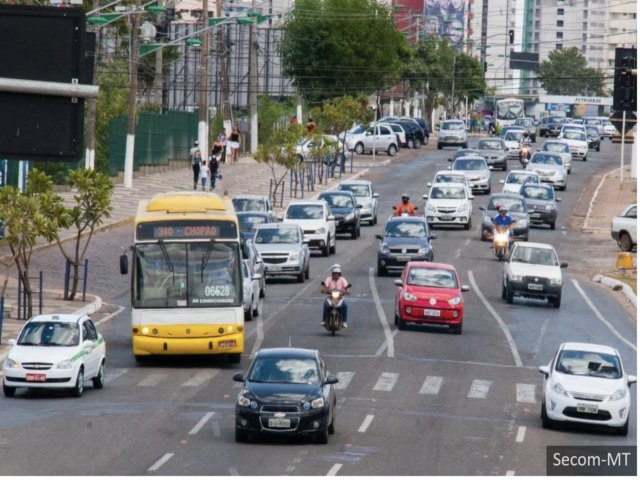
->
[611,204,637,251]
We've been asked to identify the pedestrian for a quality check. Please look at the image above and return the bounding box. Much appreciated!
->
[199,159,208,191]
[190,141,201,190]
[229,126,241,164]
[306,117,316,134]
[290,115,298,125]
[219,129,228,164]
[209,148,220,190]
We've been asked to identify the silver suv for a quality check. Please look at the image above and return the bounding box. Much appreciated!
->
[437,120,468,149]
[337,179,379,225]
[253,223,310,283]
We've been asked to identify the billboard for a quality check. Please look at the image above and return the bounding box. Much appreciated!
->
[423,0,465,50]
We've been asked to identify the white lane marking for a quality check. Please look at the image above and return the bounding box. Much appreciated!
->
[138,373,166,387]
[468,271,523,367]
[531,313,552,359]
[572,279,637,352]
[147,453,174,472]
[105,368,127,384]
[419,376,443,395]
[182,370,218,387]
[515,426,526,443]
[327,464,343,476]
[358,414,375,433]
[453,248,462,259]
[464,238,471,245]
[506,470,515,476]
[94,304,126,326]
[189,412,215,435]
[373,372,399,391]
[516,384,536,404]
[467,379,492,399]
[369,267,395,357]
[335,371,355,390]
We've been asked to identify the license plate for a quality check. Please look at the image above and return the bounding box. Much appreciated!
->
[528,283,544,291]
[530,213,541,218]
[440,216,453,221]
[268,418,291,428]
[26,373,46,382]
[396,256,411,262]
[577,403,599,414]
[267,265,282,271]
[423,309,440,317]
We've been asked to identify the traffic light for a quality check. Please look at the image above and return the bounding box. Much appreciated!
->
[508,29,514,45]
[613,48,637,112]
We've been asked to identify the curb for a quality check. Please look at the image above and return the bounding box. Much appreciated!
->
[593,274,637,308]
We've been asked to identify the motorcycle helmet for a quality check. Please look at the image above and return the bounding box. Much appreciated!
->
[331,264,342,275]
[401,193,410,200]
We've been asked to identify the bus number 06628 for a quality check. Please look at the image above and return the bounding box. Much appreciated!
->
[205,285,231,297]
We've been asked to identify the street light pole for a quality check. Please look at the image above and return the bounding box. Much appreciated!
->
[249,0,259,154]
[450,54,456,119]
[198,0,210,157]
[124,0,142,189]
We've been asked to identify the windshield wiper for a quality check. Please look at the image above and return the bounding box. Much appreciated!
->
[201,239,216,282]
[158,239,175,285]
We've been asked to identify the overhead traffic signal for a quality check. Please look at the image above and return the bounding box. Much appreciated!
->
[508,30,514,45]
[613,48,637,112]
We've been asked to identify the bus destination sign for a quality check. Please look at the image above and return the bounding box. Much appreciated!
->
[136,220,238,241]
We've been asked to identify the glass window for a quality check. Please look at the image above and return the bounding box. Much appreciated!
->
[430,186,466,200]
[321,194,353,208]
[248,357,320,384]
[338,184,370,197]
[385,222,427,238]
[407,267,458,289]
[555,350,622,379]
[232,198,267,212]
[286,204,324,220]
[18,321,80,347]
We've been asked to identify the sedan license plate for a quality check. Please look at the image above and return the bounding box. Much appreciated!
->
[267,265,282,272]
[528,283,544,291]
[396,256,411,262]
[440,216,453,221]
[530,213,541,218]
[26,373,46,382]
[268,418,291,428]
[424,308,440,317]
[577,403,599,414]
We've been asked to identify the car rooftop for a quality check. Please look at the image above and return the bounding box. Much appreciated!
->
[287,199,327,206]
[406,261,457,270]
[255,347,318,359]
[27,314,84,324]
[256,222,298,229]
[560,342,617,355]
[339,180,370,185]
[513,241,556,250]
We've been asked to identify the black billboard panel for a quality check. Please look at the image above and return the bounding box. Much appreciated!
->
[509,51,539,72]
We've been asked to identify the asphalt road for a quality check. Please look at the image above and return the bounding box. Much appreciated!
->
[0,139,635,476]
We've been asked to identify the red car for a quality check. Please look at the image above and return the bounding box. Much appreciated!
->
[393,261,469,334]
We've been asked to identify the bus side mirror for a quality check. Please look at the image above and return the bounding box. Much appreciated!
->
[120,254,129,275]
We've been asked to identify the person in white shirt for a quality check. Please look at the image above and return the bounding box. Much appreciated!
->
[321,264,350,328]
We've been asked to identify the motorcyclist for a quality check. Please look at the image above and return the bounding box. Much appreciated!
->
[321,264,350,328]
[492,206,515,250]
[393,193,417,217]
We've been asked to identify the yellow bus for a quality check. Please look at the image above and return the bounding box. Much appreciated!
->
[120,191,244,362]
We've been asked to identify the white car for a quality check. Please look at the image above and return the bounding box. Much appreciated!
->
[3,314,106,398]
[582,117,604,138]
[540,140,573,174]
[559,130,588,161]
[503,130,525,159]
[560,124,586,137]
[450,156,492,194]
[500,169,540,194]
[337,179,379,226]
[526,152,567,191]
[437,120,468,149]
[295,135,340,162]
[428,170,472,198]
[422,182,474,230]
[598,116,617,138]
[232,195,274,214]
[241,260,260,321]
[503,241,567,308]
[539,342,636,435]
[344,124,398,156]
[283,200,336,256]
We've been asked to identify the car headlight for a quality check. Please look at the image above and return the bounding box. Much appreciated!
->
[238,394,256,408]
[310,397,325,409]
[4,357,19,369]
[289,250,300,261]
[448,296,462,306]
[316,227,326,234]
[515,219,528,228]
[345,212,355,221]
[427,203,438,213]
[610,389,627,401]
[403,291,417,302]
[552,382,568,396]
[549,277,562,286]
[56,359,74,370]
[418,246,429,255]
[457,203,468,212]
[545,204,556,211]
[510,274,523,282]
[381,243,390,254]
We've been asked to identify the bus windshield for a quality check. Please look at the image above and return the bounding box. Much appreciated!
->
[496,100,524,121]
[132,241,241,308]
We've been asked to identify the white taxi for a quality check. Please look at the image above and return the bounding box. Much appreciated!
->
[3,314,106,398]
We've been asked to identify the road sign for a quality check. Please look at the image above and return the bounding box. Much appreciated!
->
[610,111,637,135]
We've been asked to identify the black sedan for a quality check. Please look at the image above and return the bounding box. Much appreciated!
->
[519,182,561,230]
[585,125,601,151]
[376,215,436,276]
[479,193,530,241]
[538,116,566,138]
[233,348,338,444]
[318,191,361,239]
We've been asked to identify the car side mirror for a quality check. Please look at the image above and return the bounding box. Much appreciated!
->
[560,262,568,268]
[556,198,562,203]
[393,279,403,287]
[538,366,550,378]
[375,234,383,240]
[447,158,453,162]
[232,372,244,382]
[320,281,326,286]
[356,204,363,209]
[422,194,429,199]
[8,339,16,347]
[327,215,335,221]
[479,206,486,211]
[627,375,637,387]
[469,195,475,200]
[373,193,379,198]
[461,285,470,292]
[325,375,339,385]
[120,253,129,275]
[426,182,432,188]
[499,179,505,184]
[447,166,452,170]
[430,235,438,240]
[302,239,310,244]
[252,273,262,281]
[276,215,283,222]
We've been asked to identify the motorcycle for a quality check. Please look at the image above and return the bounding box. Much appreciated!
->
[492,225,511,261]
[519,132,532,166]
[321,281,350,335]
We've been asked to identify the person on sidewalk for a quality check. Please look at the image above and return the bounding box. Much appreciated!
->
[199,159,209,191]
[306,117,316,134]
[219,129,228,164]
[190,142,201,190]
[229,126,241,164]
[209,149,220,191]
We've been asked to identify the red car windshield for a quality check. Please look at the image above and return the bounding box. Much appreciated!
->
[407,268,458,289]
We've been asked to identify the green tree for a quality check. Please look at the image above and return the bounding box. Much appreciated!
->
[280,0,409,103]
[55,169,115,301]
[538,47,605,96]
[0,170,66,318]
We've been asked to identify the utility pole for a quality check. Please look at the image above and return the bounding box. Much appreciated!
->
[249,0,258,153]
[154,0,165,107]
[198,0,210,157]
[124,0,142,189]
[217,0,232,127]
[450,54,456,119]
[85,0,100,170]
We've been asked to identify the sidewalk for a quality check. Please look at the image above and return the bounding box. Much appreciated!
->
[0,143,636,356]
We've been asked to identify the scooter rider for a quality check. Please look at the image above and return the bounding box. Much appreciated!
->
[393,193,418,217]
[492,206,515,249]
[321,264,350,328]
